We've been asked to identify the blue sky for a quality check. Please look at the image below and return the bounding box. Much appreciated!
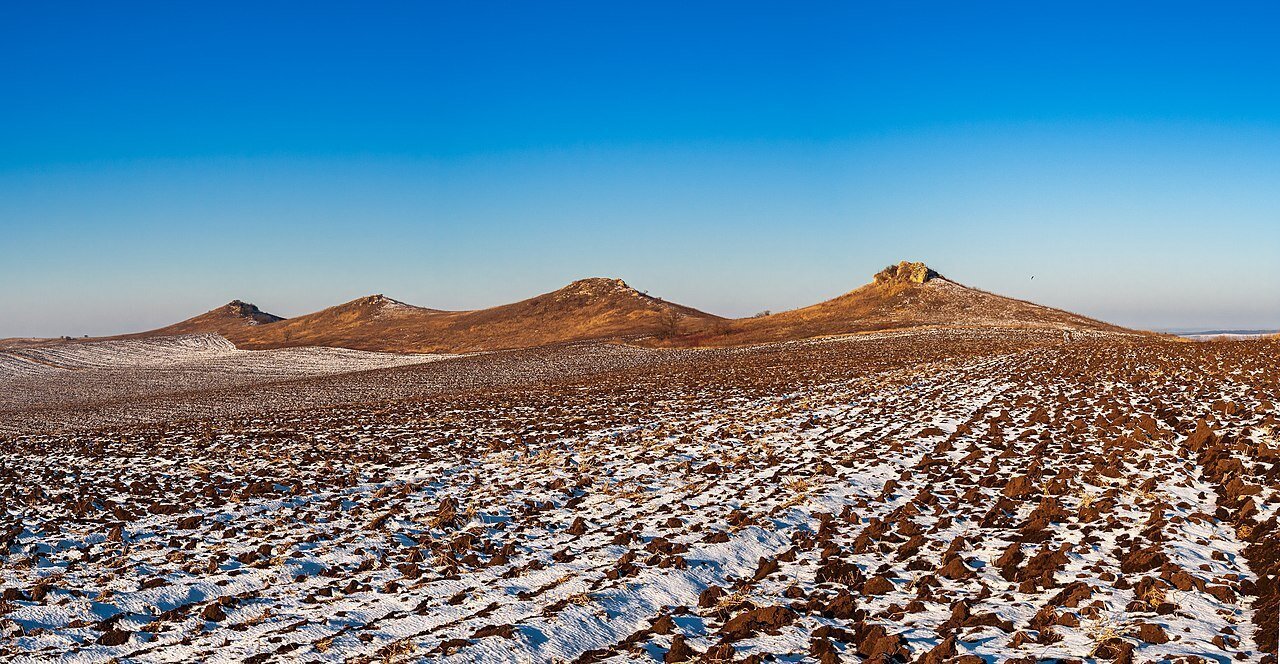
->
[2,1,1278,336]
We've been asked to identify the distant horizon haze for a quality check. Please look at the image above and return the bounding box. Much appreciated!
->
[6,259,1277,339]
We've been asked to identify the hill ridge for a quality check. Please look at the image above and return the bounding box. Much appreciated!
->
[220,276,722,353]
[662,260,1127,347]
[99,261,1136,352]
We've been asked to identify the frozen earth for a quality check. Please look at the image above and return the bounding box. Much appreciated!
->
[0,329,1276,663]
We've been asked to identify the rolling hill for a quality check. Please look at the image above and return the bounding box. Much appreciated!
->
[113,300,285,340]
[91,262,1133,353]
[222,278,723,353]
[662,261,1129,346]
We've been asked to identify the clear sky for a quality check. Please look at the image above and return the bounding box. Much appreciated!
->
[3,1,1278,337]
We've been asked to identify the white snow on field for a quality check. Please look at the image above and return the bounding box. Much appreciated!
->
[0,329,1273,663]
[0,334,451,384]
[1181,332,1276,341]
[0,335,456,429]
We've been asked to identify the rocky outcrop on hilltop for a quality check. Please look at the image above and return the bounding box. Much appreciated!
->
[223,278,724,353]
[95,260,1133,353]
[111,300,286,340]
[223,300,284,325]
[873,261,940,285]
[667,259,1128,347]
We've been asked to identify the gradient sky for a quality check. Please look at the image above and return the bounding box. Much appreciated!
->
[3,1,1278,337]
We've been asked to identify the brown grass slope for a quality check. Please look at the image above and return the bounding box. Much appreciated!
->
[663,261,1131,347]
[225,278,723,353]
[0,301,283,350]
[100,261,1133,353]
[115,300,285,340]
[220,294,445,352]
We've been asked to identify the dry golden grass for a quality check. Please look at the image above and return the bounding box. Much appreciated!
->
[659,267,1127,348]
[566,592,594,606]
[716,587,752,611]
[377,639,418,664]
[101,261,1131,355]
[224,279,723,354]
[151,301,282,337]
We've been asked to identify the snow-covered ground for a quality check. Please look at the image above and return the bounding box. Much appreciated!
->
[1181,332,1276,341]
[0,337,684,435]
[0,334,455,433]
[0,329,1275,662]
[0,334,447,381]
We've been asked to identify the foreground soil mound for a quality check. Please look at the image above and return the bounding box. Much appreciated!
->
[2,331,1276,662]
